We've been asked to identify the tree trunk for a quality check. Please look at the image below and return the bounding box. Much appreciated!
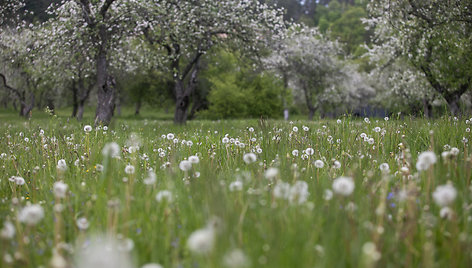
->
[308,108,315,120]
[71,84,78,117]
[135,100,141,116]
[94,37,115,125]
[445,93,461,116]
[77,101,85,121]
[174,81,189,124]
[423,98,432,118]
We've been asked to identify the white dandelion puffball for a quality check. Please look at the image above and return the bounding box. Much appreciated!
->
[83,125,92,132]
[264,167,279,180]
[306,147,314,155]
[289,180,310,205]
[102,142,120,158]
[324,189,333,201]
[439,207,454,220]
[76,217,90,230]
[166,133,174,140]
[18,204,44,226]
[143,170,157,185]
[0,221,15,239]
[292,150,299,157]
[314,160,324,168]
[273,182,291,200]
[57,159,67,172]
[53,181,68,199]
[187,227,215,255]
[229,180,243,192]
[333,160,341,169]
[156,190,173,203]
[432,184,457,207]
[11,176,25,185]
[243,153,257,164]
[223,249,250,268]
[75,236,133,268]
[124,164,135,175]
[332,176,355,196]
[141,264,163,268]
[379,163,390,173]
[179,160,192,171]
[416,151,437,171]
[292,126,298,132]
[189,155,200,164]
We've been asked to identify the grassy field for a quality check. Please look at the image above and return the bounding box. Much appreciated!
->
[1,110,472,268]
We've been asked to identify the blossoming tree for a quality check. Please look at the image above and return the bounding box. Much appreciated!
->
[366,0,472,115]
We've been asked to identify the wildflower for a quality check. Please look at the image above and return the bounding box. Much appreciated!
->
[189,155,200,164]
[438,207,454,220]
[332,176,355,196]
[143,170,157,185]
[337,119,342,124]
[222,137,229,143]
[323,189,333,200]
[57,159,67,172]
[292,150,299,157]
[305,148,314,155]
[141,264,163,268]
[333,160,341,169]
[179,160,192,171]
[374,127,381,133]
[450,147,459,156]
[416,151,437,171]
[292,126,298,132]
[314,160,324,168]
[0,221,15,240]
[362,242,381,261]
[83,125,92,132]
[303,126,309,132]
[96,164,104,172]
[248,127,254,132]
[273,182,290,199]
[10,176,25,185]
[432,184,457,207]
[166,133,174,140]
[289,181,309,205]
[379,163,390,173]
[156,190,173,203]
[264,167,279,180]
[53,181,68,199]
[124,164,135,175]
[75,236,133,268]
[18,204,44,226]
[102,142,120,158]
[187,227,215,255]
[243,153,257,164]
[223,249,250,268]
[76,217,90,230]
[229,181,243,192]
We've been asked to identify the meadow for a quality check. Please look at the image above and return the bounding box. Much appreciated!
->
[1,110,472,268]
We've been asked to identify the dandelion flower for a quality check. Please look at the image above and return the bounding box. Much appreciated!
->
[379,163,390,173]
[243,153,257,164]
[332,176,355,196]
[76,217,90,230]
[156,190,173,203]
[0,221,15,239]
[57,159,67,172]
[432,184,457,207]
[141,264,163,268]
[75,235,133,268]
[102,142,120,158]
[53,181,68,199]
[314,160,324,168]
[305,147,314,155]
[124,164,135,175]
[416,151,437,171]
[289,181,309,205]
[264,167,279,180]
[223,249,250,268]
[187,227,215,255]
[18,204,44,226]
[229,181,243,192]
[179,160,192,171]
[292,150,299,157]
[189,155,200,164]
[83,125,92,132]
[143,170,157,185]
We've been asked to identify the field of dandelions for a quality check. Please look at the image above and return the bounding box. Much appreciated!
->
[1,114,472,268]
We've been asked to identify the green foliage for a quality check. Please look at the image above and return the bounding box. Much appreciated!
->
[201,51,286,119]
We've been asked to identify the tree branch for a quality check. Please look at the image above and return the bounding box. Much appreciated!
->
[0,73,22,100]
